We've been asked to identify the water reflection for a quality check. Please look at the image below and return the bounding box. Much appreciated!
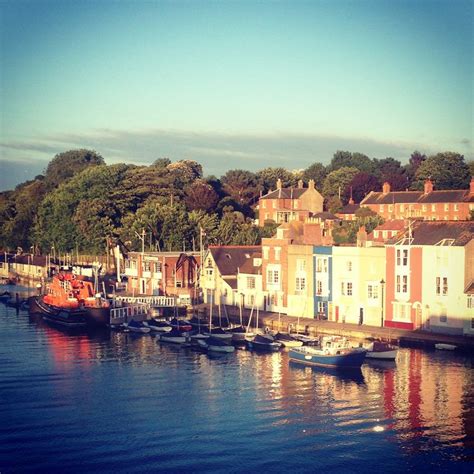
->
[1,303,473,472]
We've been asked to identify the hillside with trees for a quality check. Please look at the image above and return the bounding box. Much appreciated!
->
[0,148,472,253]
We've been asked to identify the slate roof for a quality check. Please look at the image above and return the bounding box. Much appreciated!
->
[337,203,360,214]
[208,246,260,276]
[387,221,474,246]
[239,252,262,275]
[361,189,474,205]
[261,188,307,200]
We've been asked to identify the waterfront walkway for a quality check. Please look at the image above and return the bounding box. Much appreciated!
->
[195,303,474,352]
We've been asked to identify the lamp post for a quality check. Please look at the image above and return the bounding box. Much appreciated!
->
[380,279,385,327]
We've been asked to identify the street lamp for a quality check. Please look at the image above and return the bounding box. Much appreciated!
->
[380,279,386,327]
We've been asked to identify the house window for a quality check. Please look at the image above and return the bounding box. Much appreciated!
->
[396,275,400,293]
[262,200,266,209]
[400,204,405,212]
[383,231,388,239]
[379,204,384,212]
[341,282,345,296]
[263,247,269,260]
[367,284,378,299]
[468,296,474,309]
[402,275,407,293]
[275,247,281,261]
[471,317,474,330]
[316,257,327,273]
[396,250,401,266]
[374,231,379,238]
[267,269,279,285]
[442,277,448,295]
[317,301,326,314]
[125,259,131,268]
[176,281,183,288]
[272,200,276,209]
[206,268,213,277]
[422,205,427,212]
[347,282,353,296]
[247,277,256,289]
[144,261,151,272]
[402,250,408,266]
[296,259,306,272]
[388,205,393,212]
[431,204,436,211]
[436,277,448,295]
[347,261,352,272]
[454,204,459,211]
[131,260,137,270]
[394,303,409,321]
[444,204,449,211]
[316,280,323,295]
[296,277,306,293]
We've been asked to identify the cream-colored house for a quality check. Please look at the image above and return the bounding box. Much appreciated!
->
[286,244,315,318]
[331,246,386,326]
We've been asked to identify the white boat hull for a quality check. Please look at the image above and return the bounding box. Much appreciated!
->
[204,332,233,340]
[366,349,398,360]
[277,339,303,348]
[125,325,151,334]
[435,343,456,351]
[159,335,187,344]
[231,332,255,342]
[208,344,235,353]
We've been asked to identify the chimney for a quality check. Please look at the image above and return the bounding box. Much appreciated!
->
[298,179,304,189]
[382,182,391,194]
[356,226,367,247]
[470,177,474,195]
[277,178,282,190]
[308,179,315,190]
[349,197,354,205]
[424,179,433,194]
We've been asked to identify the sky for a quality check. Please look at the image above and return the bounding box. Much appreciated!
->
[0,0,472,190]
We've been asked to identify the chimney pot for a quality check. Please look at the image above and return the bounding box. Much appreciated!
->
[277,178,282,190]
[298,179,303,189]
[382,182,391,194]
[308,179,315,189]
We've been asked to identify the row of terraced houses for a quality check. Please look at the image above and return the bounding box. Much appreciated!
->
[124,178,474,337]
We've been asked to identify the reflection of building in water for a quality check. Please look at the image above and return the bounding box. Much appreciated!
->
[382,350,467,447]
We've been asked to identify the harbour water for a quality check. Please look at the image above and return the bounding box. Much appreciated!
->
[0,293,473,473]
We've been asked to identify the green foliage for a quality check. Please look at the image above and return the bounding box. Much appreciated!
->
[413,152,471,190]
[329,151,374,174]
[302,163,327,189]
[44,149,104,190]
[332,213,384,244]
[468,161,474,178]
[152,157,171,168]
[221,169,259,206]
[256,167,298,193]
[322,167,359,200]
[184,180,219,212]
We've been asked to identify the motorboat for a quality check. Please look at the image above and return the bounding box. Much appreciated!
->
[124,320,151,333]
[144,318,173,332]
[273,332,303,348]
[246,333,282,352]
[290,333,320,345]
[289,336,366,369]
[366,341,398,360]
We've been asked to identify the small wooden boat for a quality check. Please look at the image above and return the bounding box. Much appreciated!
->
[204,327,233,340]
[198,336,235,353]
[144,318,172,332]
[124,320,151,333]
[159,329,187,344]
[169,317,193,332]
[435,343,457,351]
[228,326,255,342]
[273,332,303,348]
[246,334,282,352]
[289,336,366,369]
[366,341,398,360]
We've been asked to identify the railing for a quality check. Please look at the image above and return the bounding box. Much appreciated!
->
[109,304,149,325]
[114,295,177,307]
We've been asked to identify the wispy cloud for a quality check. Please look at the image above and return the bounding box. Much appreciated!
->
[0,127,455,191]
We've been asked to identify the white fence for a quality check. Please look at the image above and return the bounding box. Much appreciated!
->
[109,304,149,325]
[115,295,177,307]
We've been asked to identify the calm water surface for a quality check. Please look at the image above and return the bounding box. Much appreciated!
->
[0,290,473,473]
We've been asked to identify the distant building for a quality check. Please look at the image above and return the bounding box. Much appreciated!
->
[360,178,474,221]
[124,251,200,302]
[335,198,360,221]
[257,178,323,226]
[367,220,407,246]
[201,246,260,307]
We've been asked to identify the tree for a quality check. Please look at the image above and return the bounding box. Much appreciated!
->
[167,160,202,188]
[405,150,426,187]
[343,172,380,203]
[322,167,359,201]
[44,149,105,189]
[184,180,219,212]
[328,151,374,173]
[413,152,471,190]
[256,167,298,193]
[152,157,171,168]
[302,163,327,190]
[221,169,259,207]
[468,161,474,178]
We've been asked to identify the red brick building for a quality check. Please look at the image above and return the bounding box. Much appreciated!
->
[360,178,474,221]
[258,179,324,226]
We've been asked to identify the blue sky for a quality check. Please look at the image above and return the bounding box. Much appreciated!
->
[0,0,472,190]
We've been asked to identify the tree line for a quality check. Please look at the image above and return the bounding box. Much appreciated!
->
[0,149,472,254]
